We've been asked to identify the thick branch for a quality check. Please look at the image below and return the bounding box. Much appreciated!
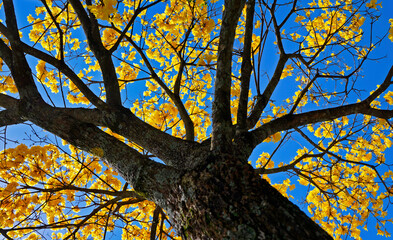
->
[69,0,121,106]
[99,106,201,168]
[249,65,393,146]
[0,94,194,172]
[0,94,23,126]
[2,0,20,43]
[236,0,255,134]
[249,102,393,148]
[19,101,181,200]
[2,0,42,100]
[0,110,24,126]
[0,39,12,65]
[150,205,161,240]
[53,106,201,169]
[54,107,102,124]
[0,93,19,109]
[212,0,246,151]
[19,41,106,108]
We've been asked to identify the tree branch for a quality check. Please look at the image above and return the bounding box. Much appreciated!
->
[69,0,121,106]
[246,54,289,129]
[53,106,200,169]
[249,65,393,147]
[236,0,255,134]
[0,109,23,127]
[119,32,195,141]
[0,93,19,109]
[150,205,161,240]
[2,0,42,100]
[23,184,143,199]
[255,153,324,174]
[54,107,103,125]
[19,102,181,200]
[249,102,393,149]
[289,74,318,115]
[0,94,199,169]
[212,0,247,151]
[19,41,107,108]
[364,65,393,104]
[40,0,64,61]
[109,0,163,53]
[264,1,285,54]
[99,106,201,168]
[0,38,12,65]
[172,18,196,96]
[64,195,123,240]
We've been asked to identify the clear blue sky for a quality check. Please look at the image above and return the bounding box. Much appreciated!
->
[2,0,393,239]
[247,1,393,239]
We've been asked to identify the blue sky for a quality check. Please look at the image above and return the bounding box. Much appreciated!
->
[2,0,393,239]
[246,1,393,239]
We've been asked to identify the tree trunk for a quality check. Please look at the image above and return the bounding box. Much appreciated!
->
[161,154,333,240]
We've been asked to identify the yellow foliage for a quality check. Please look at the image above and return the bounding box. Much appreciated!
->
[389,19,393,42]
[87,0,117,21]
[366,0,382,9]
[384,91,393,105]
[0,75,18,93]
[0,143,172,239]
[2,0,391,239]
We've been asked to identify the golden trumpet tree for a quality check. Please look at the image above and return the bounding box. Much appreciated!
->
[0,0,393,239]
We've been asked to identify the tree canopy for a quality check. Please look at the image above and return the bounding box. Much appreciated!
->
[0,0,393,239]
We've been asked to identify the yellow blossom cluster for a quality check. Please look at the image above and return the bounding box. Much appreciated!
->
[0,144,178,239]
[293,0,366,57]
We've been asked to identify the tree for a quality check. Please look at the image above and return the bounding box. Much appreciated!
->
[0,0,392,239]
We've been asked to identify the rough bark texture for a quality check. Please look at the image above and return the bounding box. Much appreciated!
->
[161,154,333,240]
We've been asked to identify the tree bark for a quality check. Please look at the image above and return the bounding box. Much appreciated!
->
[160,154,333,240]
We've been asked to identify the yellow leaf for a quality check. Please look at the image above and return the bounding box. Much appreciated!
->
[27,14,34,23]
[366,0,382,9]
[295,15,306,23]
[4,182,19,193]
[272,132,281,143]
[384,138,392,148]
[384,91,393,105]
[308,1,317,7]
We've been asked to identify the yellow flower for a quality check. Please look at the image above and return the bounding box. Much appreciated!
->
[366,0,382,9]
